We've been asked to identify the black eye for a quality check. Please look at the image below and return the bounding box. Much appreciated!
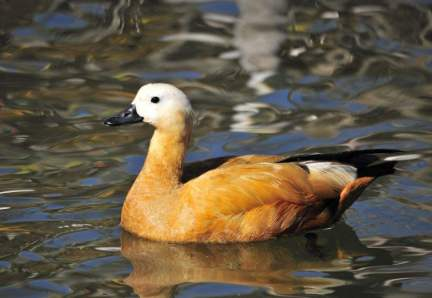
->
[150,97,160,104]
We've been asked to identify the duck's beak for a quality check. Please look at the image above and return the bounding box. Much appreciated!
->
[104,104,144,126]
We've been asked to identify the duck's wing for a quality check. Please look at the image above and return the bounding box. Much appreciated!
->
[179,149,419,242]
[183,161,357,209]
[181,161,358,242]
[180,149,416,242]
[181,154,283,183]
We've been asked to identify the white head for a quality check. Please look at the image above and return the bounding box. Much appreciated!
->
[104,83,193,130]
[133,83,192,127]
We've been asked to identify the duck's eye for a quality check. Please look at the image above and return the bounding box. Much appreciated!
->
[150,97,160,104]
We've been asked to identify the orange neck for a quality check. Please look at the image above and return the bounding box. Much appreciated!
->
[133,120,192,193]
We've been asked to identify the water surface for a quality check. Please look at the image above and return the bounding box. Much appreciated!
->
[0,1,431,297]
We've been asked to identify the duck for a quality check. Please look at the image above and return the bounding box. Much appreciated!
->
[104,83,415,243]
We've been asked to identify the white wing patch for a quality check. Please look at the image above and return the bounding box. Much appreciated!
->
[384,154,420,161]
[301,161,357,188]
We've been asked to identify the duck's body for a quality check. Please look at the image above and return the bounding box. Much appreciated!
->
[105,83,413,243]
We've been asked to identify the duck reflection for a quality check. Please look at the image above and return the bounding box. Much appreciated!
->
[121,223,392,297]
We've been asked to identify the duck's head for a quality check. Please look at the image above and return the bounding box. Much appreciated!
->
[104,83,193,130]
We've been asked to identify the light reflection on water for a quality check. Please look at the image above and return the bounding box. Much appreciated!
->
[0,0,431,297]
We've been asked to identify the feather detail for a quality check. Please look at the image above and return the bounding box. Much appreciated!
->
[301,161,357,189]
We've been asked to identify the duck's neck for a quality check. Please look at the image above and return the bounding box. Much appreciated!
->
[137,123,191,191]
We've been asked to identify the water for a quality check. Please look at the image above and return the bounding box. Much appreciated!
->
[0,0,431,297]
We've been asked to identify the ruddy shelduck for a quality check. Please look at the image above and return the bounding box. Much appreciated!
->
[104,83,416,243]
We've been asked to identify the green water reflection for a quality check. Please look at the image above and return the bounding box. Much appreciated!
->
[0,0,431,297]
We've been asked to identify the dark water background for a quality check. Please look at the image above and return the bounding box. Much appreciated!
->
[0,0,431,297]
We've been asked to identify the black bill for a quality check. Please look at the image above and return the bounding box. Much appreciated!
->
[104,104,143,126]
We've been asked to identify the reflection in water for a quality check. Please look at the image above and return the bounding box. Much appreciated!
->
[0,0,432,297]
[233,0,289,93]
[121,223,392,297]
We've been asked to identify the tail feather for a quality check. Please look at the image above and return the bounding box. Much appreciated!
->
[279,149,419,231]
[279,149,419,178]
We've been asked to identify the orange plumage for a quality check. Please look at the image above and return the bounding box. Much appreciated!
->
[105,83,413,243]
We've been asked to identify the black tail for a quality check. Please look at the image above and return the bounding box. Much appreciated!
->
[278,149,418,178]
